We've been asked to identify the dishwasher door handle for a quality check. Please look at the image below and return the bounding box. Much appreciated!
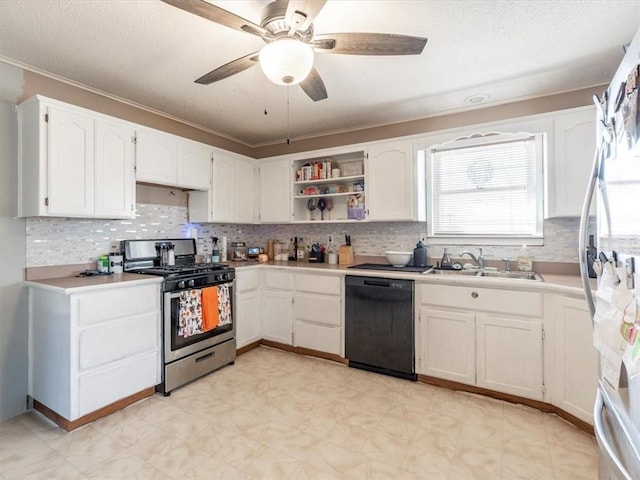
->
[363,279,392,287]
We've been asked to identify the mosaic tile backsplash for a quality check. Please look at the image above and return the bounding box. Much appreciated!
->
[26,203,589,267]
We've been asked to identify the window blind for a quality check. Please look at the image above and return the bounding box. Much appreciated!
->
[429,134,542,238]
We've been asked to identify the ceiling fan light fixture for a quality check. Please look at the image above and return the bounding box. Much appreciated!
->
[259,37,314,85]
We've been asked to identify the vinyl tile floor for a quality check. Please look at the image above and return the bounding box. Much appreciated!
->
[0,346,598,479]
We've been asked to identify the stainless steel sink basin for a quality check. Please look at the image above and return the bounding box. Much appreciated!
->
[476,271,544,281]
[424,268,543,281]
[425,269,478,276]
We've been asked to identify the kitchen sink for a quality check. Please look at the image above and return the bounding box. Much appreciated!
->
[476,271,544,281]
[425,268,543,281]
[425,269,478,276]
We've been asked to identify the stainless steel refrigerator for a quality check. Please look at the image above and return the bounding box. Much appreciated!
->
[579,27,640,480]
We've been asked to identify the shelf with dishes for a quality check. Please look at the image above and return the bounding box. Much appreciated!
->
[292,150,366,223]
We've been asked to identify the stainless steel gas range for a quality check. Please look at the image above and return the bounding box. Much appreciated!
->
[123,238,236,395]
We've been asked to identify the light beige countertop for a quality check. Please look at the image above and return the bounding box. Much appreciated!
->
[25,273,163,294]
[232,259,595,296]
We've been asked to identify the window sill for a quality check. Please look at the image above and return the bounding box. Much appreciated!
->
[426,236,544,247]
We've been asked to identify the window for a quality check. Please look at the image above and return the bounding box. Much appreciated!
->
[426,132,544,245]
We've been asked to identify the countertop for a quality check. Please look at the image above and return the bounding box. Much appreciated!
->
[25,260,595,297]
[25,272,163,294]
[231,259,596,295]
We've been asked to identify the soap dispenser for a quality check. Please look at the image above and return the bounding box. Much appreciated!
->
[413,240,427,267]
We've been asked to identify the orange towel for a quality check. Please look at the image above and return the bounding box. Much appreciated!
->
[202,286,220,332]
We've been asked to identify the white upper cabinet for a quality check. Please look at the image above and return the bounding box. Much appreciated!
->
[546,106,596,217]
[18,96,135,219]
[47,106,95,217]
[366,140,415,221]
[234,155,257,224]
[136,128,211,190]
[188,150,256,224]
[177,140,212,190]
[135,128,178,186]
[259,158,290,223]
[94,119,135,219]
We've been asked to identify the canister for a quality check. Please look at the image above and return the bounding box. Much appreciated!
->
[97,255,109,273]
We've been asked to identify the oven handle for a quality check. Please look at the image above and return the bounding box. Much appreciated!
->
[166,282,233,299]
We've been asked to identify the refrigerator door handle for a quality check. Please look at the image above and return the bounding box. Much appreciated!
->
[594,390,635,480]
[579,145,600,319]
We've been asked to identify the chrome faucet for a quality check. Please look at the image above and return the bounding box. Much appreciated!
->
[460,248,485,269]
[502,258,511,272]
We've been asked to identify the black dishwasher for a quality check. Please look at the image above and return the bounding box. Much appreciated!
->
[345,275,416,380]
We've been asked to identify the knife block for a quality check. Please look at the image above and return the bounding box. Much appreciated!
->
[338,246,354,265]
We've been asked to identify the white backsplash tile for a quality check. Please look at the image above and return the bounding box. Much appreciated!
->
[26,204,589,267]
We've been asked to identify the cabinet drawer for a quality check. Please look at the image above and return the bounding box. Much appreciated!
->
[264,270,293,290]
[294,321,341,356]
[295,273,341,295]
[77,350,159,417]
[295,293,341,326]
[419,283,542,317]
[236,269,261,293]
[79,311,159,370]
[75,284,159,326]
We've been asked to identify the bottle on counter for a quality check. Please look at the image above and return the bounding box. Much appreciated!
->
[440,248,452,268]
[517,244,533,271]
[413,240,427,267]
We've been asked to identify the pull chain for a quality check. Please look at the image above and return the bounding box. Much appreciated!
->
[286,86,291,145]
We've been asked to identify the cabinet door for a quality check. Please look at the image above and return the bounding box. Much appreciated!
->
[236,289,262,349]
[261,290,293,345]
[366,140,414,221]
[552,295,597,423]
[212,152,236,223]
[547,107,596,217]
[476,314,543,400]
[259,159,290,223]
[178,140,211,190]
[135,129,178,186]
[94,119,135,219]
[235,156,256,224]
[47,106,95,216]
[419,307,475,384]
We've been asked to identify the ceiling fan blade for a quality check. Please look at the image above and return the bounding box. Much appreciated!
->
[313,33,427,55]
[299,67,328,102]
[162,0,270,38]
[195,52,260,84]
[285,0,327,32]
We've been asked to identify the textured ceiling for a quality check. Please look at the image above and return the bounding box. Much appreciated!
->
[1,0,639,147]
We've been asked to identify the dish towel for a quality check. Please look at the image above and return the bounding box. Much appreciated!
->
[178,289,203,338]
[202,286,220,331]
[217,284,232,326]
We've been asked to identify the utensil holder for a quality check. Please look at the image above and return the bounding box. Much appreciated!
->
[339,246,354,265]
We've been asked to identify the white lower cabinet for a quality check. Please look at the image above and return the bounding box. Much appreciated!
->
[293,273,343,356]
[418,283,545,401]
[261,270,294,345]
[549,293,598,423]
[419,307,475,384]
[476,313,543,399]
[235,268,262,348]
[29,281,162,422]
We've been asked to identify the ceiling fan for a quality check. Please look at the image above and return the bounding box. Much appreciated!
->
[162,0,428,102]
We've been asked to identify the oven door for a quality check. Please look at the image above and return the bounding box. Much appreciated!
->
[163,281,235,363]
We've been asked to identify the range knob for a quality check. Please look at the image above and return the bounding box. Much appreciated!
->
[177,281,186,289]
[214,274,222,281]
[188,279,195,287]
[222,273,230,281]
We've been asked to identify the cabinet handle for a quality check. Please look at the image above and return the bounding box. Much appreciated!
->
[471,291,479,298]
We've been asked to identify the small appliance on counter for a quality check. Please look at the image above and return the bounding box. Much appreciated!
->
[231,241,247,261]
[247,246,261,259]
[108,253,123,273]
